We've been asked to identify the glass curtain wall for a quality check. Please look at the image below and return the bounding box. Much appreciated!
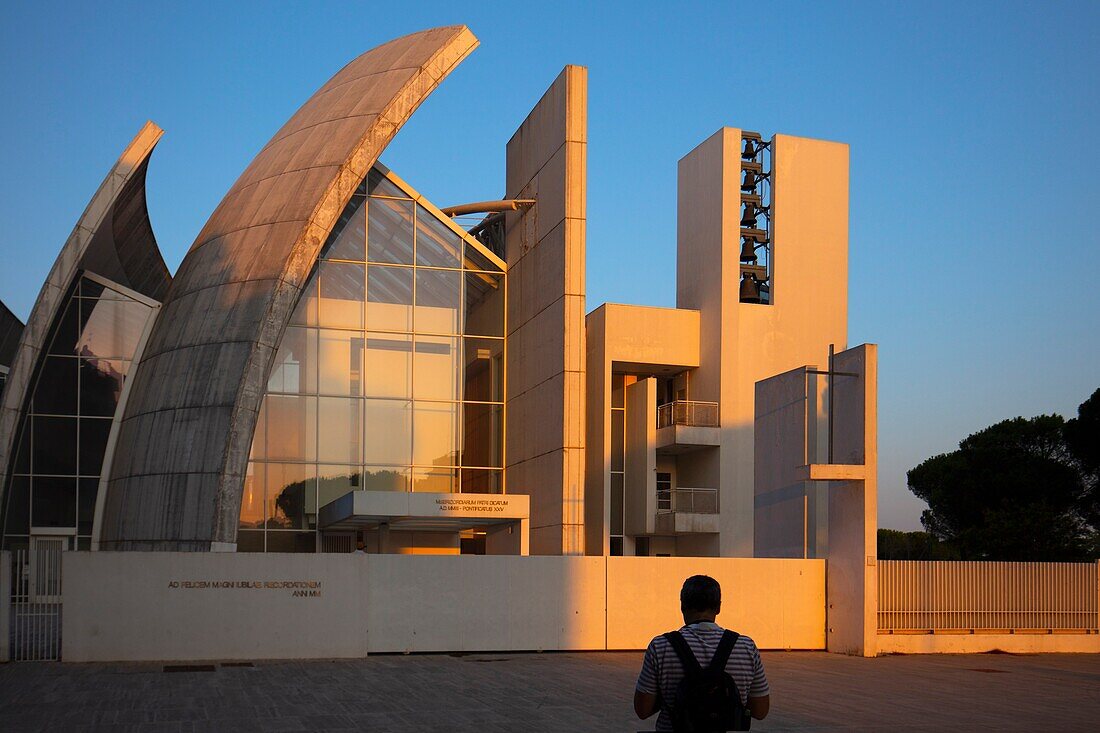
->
[240,168,506,552]
[1,277,153,550]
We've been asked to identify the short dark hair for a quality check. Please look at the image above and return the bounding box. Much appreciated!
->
[680,575,721,612]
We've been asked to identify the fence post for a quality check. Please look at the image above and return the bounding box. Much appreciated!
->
[0,550,9,662]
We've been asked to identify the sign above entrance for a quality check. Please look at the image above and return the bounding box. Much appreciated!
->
[319,491,529,531]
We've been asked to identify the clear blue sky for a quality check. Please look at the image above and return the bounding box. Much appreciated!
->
[2,1,1097,530]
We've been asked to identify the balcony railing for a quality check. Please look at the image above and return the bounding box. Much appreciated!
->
[656,400,719,429]
[656,487,719,514]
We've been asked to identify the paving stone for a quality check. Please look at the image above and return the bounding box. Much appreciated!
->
[0,651,1098,731]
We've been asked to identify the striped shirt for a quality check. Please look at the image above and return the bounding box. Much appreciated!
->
[636,622,769,732]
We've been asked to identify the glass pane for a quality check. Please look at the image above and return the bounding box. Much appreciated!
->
[80,357,126,416]
[4,476,29,535]
[259,395,316,462]
[612,373,625,408]
[366,265,413,332]
[33,416,77,475]
[12,417,30,473]
[290,277,319,326]
[78,296,149,360]
[464,241,502,272]
[33,356,78,415]
[413,401,458,468]
[240,462,265,528]
[367,197,414,264]
[31,476,76,528]
[265,531,316,553]
[611,473,624,536]
[415,268,461,334]
[362,466,408,492]
[611,411,625,472]
[416,204,462,268]
[363,332,412,399]
[265,463,315,530]
[324,197,367,262]
[318,465,362,508]
[411,467,457,493]
[268,327,317,395]
[463,337,503,402]
[317,261,364,330]
[236,529,264,552]
[78,418,112,475]
[317,397,361,465]
[318,329,364,397]
[77,477,98,534]
[414,335,459,401]
[368,170,409,199]
[460,468,502,494]
[461,402,502,468]
[47,298,80,356]
[464,272,504,337]
[363,399,411,466]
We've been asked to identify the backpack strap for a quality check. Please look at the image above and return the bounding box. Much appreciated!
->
[662,631,702,676]
[707,629,740,673]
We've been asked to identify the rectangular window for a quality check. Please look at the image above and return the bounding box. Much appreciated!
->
[362,399,412,466]
[366,264,413,332]
[362,332,412,399]
[264,463,315,530]
[367,197,415,265]
[463,337,503,403]
[258,395,317,462]
[414,268,461,335]
[317,261,365,330]
[413,335,459,401]
[317,397,362,465]
[461,402,502,468]
[412,400,459,468]
[268,327,318,395]
[318,329,364,397]
[464,272,504,337]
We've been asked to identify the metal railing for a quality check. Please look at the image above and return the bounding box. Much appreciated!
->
[656,400,719,429]
[656,487,719,514]
[878,560,1098,632]
[10,547,63,661]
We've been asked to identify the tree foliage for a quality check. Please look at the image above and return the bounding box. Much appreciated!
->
[906,389,1099,562]
[877,529,959,560]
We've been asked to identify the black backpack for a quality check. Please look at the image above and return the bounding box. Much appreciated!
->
[662,629,751,732]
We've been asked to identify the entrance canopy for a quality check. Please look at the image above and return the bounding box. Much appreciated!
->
[319,491,529,554]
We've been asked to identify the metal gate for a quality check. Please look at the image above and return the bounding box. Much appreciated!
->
[10,539,64,661]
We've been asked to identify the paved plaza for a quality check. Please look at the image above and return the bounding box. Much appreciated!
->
[0,650,1097,731]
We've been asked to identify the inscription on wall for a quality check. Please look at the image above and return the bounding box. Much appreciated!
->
[167,580,322,597]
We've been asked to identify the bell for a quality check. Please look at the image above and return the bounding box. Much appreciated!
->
[740,202,758,228]
[739,272,761,303]
[742,138,758,160]
[741,169,758,193]
[739,238,758,263]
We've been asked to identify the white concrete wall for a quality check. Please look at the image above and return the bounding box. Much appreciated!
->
[63,552,370,663]
[607,557,825,650]
[62,552,825,661]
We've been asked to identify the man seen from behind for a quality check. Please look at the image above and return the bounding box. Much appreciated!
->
[634,575,770,731]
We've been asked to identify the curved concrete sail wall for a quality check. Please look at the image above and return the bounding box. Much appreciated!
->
[0,122,169,505]
[0,301,23,371]
[99,26,479,550]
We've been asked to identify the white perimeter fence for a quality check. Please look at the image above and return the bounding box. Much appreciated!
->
[878,560,1099,632]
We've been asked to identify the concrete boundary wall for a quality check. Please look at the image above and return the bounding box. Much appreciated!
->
[62,553,825,662]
